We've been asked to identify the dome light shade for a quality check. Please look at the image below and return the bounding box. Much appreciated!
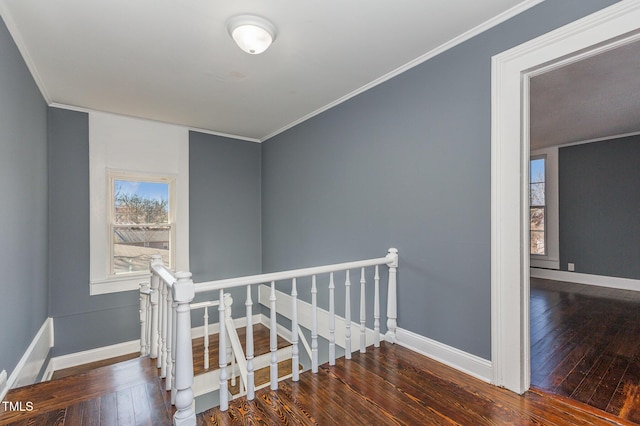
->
[227,15,276,55]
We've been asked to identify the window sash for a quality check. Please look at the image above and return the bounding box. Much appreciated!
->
[108,172,176,277]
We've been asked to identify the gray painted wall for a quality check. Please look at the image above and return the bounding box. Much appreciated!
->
[261,0,620,360]
[0,17,48,375]
[1,0,624,368]
[559,135,640,280]
[48,108,140,356]
[189,131,262,319]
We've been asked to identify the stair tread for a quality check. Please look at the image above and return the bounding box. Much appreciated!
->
[193,324,291,376]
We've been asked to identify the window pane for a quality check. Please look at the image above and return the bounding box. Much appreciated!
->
[531,230,545,255]
[530,158,545,184]
[114,225,171,274]
[530,207,545,231]
[114,180,169,224]
[530,183,545,206]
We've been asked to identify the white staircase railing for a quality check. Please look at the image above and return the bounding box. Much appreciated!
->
[141,248,398,426]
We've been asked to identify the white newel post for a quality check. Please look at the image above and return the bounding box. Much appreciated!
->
[245,285,255,400]
[385,248,399,344]
[171,296,177,405]
[329,272,336,366]
[291,278,299,382]
[311,275,318,373]
[203,306,209,370]
[269,281,278,390]
[160,276,168,375]
[172,272,196,426]
[165,287,174,390]
[139,282,151,356]
[373,265,380,347]
[218,289,229,412]
[149,255,162,359]
[360,268,366,353]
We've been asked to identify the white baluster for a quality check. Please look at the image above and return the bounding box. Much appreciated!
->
[374,265,380,347]
[246,285,255,400]
[165,287,173,391]
[360,267,366,353]
[224,295,234,391]
[172,272,195,426]
[291,278,299,382]
[149,255,161,360]
[139,283,150,356]
[311,275,318,373]
[203,306,209,370]
[329,272,336,366]
[345,270,351,359]
[269,281,278,390]
[386,248,399,344]
[218,289,229,411]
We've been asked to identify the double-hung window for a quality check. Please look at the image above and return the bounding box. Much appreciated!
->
[530,156,546,256]
[109,173,175,276]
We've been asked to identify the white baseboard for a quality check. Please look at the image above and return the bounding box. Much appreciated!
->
[530,268,640,292]
[41,314,263,381]
[43,339,141,381]
[396,327,492,383]
[1,318,54,401]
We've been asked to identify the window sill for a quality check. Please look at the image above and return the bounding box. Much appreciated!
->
[90,273,150,295]
[530,258,559,270]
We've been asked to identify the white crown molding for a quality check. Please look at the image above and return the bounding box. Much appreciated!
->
[0,3,52,103]
[48,103,262,143]
[260,0,545,142]
[9,0,543,143]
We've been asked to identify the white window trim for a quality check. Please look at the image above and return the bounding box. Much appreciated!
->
[108,170,176,278]
[89,111,189,295]
[530,148,559,270]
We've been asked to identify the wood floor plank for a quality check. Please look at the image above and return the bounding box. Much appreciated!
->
[82,398,101,426]
[98,392,118,426]
[206,342,625,426]
[62,401,84,425]
[116,387,135,425]
[530,278,640,423]
[130,383,153,426]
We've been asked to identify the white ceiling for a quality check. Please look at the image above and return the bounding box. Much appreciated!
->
[0,0,538,141]
[530,38,640,150]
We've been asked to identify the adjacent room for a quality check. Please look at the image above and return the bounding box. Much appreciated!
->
[528,38,640,417]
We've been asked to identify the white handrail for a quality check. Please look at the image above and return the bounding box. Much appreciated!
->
[194,254,394,293]
[142,248,398,426]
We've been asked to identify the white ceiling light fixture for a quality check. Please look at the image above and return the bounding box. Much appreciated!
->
[227,15,277,55]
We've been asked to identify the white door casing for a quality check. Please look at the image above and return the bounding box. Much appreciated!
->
[491,0,640,393]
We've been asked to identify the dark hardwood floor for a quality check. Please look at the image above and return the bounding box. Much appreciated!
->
[531,277,640,423]
[3,315,638,425]
[0,357,174,425]
[202,342,629,425]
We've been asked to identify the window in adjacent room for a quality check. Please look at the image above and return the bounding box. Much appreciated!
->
[110,174,175,276]
[530,156,546,256]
